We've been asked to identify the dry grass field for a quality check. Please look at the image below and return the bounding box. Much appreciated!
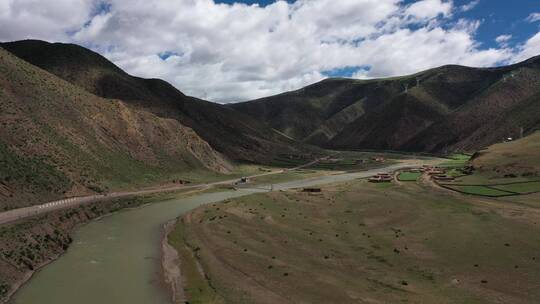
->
[172,179,540,303]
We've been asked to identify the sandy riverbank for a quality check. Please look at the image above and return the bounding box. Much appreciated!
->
[161,220,186,304]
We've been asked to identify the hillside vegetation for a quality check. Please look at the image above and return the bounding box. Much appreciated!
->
[0,47,231,210]
[471,131,540,177]
[1,40,305,164]
[232,57,540,153]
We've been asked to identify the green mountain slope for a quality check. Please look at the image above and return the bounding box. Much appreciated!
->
[230,78,399,144]
[400,62,540,152]
[0,46,231,210]
[471,131,540,177]
[232,57,540,153]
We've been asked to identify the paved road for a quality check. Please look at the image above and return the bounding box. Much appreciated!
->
[0,157,434,226]
[0,158,329,226]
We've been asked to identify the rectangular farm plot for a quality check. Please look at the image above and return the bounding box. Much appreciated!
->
[491,181,540,194]
[445,185,515,197]
[398,172,422,181]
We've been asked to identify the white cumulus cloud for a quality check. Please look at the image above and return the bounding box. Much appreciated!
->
[460,0,480,12]
[495,34,512,47]
[0,0,94,41]
[526,12,540,23]
[0,0,538,102]
[404,0,452,21]
[513,32,540,62]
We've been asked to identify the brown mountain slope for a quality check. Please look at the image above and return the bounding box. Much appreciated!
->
[232,57,540,153]
[0,46,231,210]
[1,40,304,163]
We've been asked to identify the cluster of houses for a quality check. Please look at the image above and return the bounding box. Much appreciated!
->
[420,165,455,182]
[368,172,393,183]
[368,165,456,184]
[372,156,386,163]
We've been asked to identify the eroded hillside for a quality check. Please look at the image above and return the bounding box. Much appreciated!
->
[0,47,231,210]
[1,40,305,164]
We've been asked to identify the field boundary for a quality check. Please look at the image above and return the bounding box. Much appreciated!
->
[435,180,540,197]
[445,180,540,187]
[435,182,519,197]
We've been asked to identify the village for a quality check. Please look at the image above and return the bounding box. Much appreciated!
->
[368,165,456,183]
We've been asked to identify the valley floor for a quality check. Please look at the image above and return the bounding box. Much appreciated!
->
[171,176,540,303]
[0,165,326,303]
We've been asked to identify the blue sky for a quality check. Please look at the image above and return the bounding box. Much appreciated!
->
[216,0,540,53]
[211,0,540,81]
[452,0,540,48]
[1,0,539,102]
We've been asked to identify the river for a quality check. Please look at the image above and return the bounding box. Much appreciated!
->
[11,162,424,304]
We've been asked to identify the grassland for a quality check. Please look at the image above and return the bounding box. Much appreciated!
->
[167,221,224,304]
[270,151,400,172]
[471,131,540,178]
[492,181,540,194]
[269,155,327,168]
[432,145,540,197]
[173,180,540,303]
[439,133,540,194]
[439,153,472,168]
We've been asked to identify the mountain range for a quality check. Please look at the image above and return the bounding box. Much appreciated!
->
[1,39,539,209]
[232,57,540,152]
[0,40,305,209]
